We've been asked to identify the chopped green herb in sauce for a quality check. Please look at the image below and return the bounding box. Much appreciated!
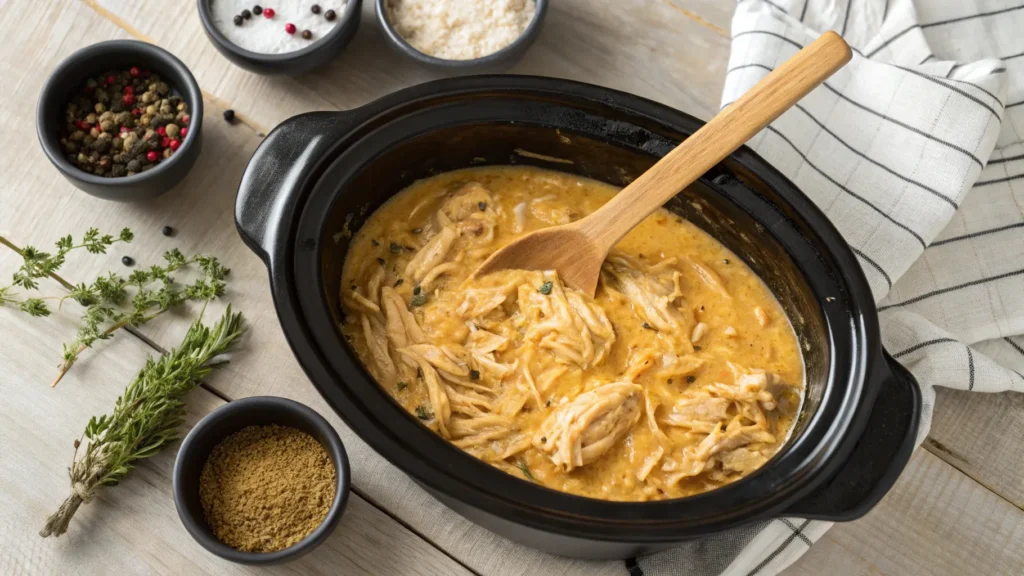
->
[478,201,487,211]
[469,369,481,380]
[413,285,421,295]
[539,281,553,295]
[642,322,657,331]
[411,292,428,307]
[371,239,379,247]
[390,242,403,254]
[516,460,535,481]
[415,405,433,420]
[394,278,404,287]
[686,375,696,384]
[397,381,408,391]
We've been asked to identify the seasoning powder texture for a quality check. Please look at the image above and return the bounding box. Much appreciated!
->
[199,424,336,552]
[386,0,537,60]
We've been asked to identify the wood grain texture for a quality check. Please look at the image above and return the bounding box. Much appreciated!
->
[0,2,471,575]
[2,0,1022,574]
[0,250,473,576]
[782,450,1024,576]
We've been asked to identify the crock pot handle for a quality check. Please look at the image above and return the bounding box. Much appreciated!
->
[784,351,921,521]
[235,111,358,263]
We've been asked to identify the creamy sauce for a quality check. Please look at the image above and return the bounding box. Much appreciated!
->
[340,166,804,501]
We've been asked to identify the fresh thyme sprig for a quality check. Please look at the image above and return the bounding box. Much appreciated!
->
[39,307,246,538]
[0,229,230,386]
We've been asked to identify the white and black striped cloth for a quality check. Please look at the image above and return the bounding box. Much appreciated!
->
[632,1,1024,575]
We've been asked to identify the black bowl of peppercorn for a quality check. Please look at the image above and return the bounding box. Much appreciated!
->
[37,40,203,202]
[197,1,362,76]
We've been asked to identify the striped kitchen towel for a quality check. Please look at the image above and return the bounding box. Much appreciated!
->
[636,1,1024,575]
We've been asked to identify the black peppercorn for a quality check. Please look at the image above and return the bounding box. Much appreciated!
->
[241,9,252,19]
[223,109,235,123]
[162,225,174,237]
[253,5,262,15]
[121,256,134,266]
[311,4,321,14]
[233,14,243,26]
[302,29,313,40]
[325,9,336,21]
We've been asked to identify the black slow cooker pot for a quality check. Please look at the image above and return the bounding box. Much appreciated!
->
[234,76,921,559]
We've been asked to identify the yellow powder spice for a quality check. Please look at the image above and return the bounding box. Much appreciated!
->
[199,424,336,553]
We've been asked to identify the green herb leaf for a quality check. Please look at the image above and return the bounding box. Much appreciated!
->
[469,369,480,380]
[40,308,246,538]
[516,460,535,481]
[539,281,553,295]
[397,381,408,391]
[390,242,402,254]
[411,292,428,307]
[415,405,433,420]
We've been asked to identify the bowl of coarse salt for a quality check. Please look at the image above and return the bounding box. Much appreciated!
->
[376,0,548,72]
[198,0,362,75]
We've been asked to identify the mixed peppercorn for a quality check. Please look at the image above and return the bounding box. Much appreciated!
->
[229,4,342,41]
[60,67,190,178]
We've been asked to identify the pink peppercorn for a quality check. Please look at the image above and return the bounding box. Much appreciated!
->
[285,23,296,34]
[146,151,159,162]
[120,126,130,134]
[169,139,181,151]
[161,136,171,148]
[129,66,141,77]
[181,115,190,125]
[106,75,116,85]
[263,7,275,18]
[157,126,166,136]
[132,108,141,116]
[122,94,135,105]
[179,127,188,138]
[124,85,134,95]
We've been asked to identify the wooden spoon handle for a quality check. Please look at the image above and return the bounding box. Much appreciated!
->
[580,31,852,251]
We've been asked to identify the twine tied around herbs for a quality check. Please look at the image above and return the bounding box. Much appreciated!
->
[39,457,106,538]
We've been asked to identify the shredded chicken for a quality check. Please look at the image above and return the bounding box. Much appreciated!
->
[341,167,804,502]
[518,271,615,369]
[534,382,643,471]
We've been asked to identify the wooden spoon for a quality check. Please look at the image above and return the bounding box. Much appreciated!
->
[472,31,852,295]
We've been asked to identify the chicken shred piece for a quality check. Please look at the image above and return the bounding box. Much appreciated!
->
[406,226,457,283]
[534,382,642,471]
[399,349,452,438]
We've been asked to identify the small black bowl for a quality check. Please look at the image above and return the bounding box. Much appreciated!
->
[172,396,350,565]
[375,0,548,73]
[197,0,362,75]
[37,40,203,202]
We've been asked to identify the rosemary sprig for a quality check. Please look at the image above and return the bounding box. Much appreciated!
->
[39,307,246,538]
[0,229,230,386]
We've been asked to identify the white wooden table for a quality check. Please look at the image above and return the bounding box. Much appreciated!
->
[2,1,1022,575]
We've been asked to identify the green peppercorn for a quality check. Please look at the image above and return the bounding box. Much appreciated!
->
[539,281,553,295]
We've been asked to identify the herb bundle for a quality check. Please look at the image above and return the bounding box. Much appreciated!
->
[39,307,246,538]
[0,228,230,386]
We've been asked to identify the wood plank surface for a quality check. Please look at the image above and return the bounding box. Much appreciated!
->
[783,450,1024,576]
[0,2,472,575]
[0,249,473,576]
[2,0,1023,574]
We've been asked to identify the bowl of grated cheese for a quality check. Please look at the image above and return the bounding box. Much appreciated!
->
[376,0,548,72]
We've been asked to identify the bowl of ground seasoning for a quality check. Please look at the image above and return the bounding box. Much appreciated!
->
[37,40,203,201]
[376,0,548,72]
[173,396,350,564]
